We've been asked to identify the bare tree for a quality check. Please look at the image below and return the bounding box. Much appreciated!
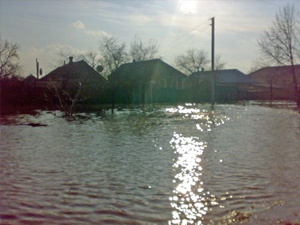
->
[46,75,84,116]
[56,48,81,68]
[0,37,21,78]
[99,36,129,77]
[79,50,102,69]
[248,58,272,74]
[130,35,159,61]
[215,55,226,70]
[257,4,300,107]
[175,49,210,74]
[57,48,73,65]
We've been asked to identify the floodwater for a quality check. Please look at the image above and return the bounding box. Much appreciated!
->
[1,102,300,225]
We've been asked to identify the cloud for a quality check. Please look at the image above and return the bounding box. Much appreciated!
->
[84,30,109,37]
[190,30,200,36]
[72,20,85,30]
[72,20,109,37]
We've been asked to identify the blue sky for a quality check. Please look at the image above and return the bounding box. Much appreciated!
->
[1,0,299,77]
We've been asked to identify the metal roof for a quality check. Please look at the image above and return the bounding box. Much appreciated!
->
[41,60,106,83]
[109,59,186,83]
[190,69,254,84]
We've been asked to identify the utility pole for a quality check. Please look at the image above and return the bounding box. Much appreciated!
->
[210,17,215,105]
[36,58,39,79]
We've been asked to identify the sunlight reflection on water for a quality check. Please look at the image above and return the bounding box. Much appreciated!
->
[169,133,208,225]
[166,104,238,224]
[165,104,230,132]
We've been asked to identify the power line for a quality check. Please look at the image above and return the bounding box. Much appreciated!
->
[161,23,210,56]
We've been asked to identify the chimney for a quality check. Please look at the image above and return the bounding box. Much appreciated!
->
[69,56,73,64]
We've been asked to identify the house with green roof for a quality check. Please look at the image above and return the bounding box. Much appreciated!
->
[109,59,187,104]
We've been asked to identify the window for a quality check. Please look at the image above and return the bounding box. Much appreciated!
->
[171,79,178,89]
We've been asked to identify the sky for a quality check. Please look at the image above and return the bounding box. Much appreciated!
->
[1,0,299,77]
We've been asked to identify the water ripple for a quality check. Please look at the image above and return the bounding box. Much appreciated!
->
[1,103,300,224]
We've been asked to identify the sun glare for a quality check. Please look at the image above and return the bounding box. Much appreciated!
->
[178,0,198,14]
[169,133,208,224]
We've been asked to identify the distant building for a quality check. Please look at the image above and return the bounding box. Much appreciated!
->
[23,74,38,86]
[248,65,300,100]
[186,69,254,102]
[40,57,107,103]
[109,59,187,104]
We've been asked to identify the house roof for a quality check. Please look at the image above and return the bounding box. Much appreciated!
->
[109,59,186,84]
[24,74,37,82]
[248,65,300,85]
[40,60,106,83]
[190,69,254,84]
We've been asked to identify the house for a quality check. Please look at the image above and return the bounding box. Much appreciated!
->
[186,69,254,102]
[24,74,38,86]
[40,57,108,103]
[248,65,300,100]
[109,59,187,104]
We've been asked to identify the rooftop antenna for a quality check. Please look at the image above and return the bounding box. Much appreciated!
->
[96,65,103,73]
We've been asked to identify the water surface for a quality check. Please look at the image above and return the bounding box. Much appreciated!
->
[1,103,300,224]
